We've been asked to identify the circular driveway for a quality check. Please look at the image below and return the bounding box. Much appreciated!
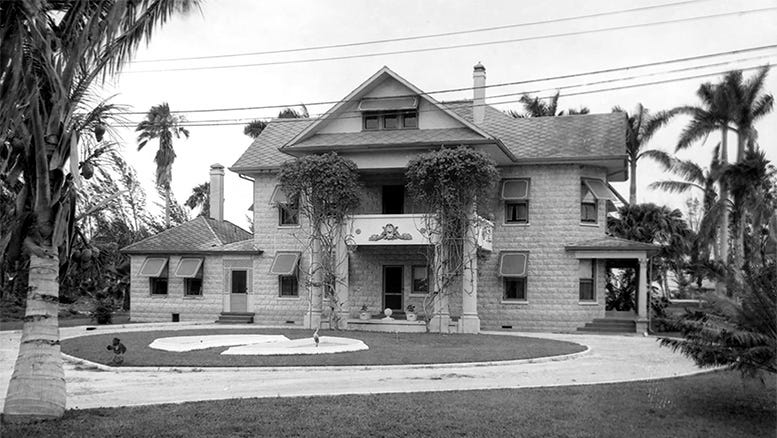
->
[0,322,702,411]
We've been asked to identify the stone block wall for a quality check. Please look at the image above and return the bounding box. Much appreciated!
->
[129,255,223,322]
[476,164,610,331]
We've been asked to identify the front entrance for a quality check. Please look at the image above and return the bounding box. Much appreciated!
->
[383,265,403,312]
[230,270,248,312]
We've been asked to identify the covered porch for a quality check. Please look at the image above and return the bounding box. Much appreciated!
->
[565,236,660,333]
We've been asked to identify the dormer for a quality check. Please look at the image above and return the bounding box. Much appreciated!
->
[359,97,419,131]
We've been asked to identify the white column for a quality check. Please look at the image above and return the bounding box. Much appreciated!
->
[459,207,480,334]
[335,225,349,329]
[636,257,649,333]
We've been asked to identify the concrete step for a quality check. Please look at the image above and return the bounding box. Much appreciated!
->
[577,318,636,333]
[216,312,254,324]
[589,319,636,326]
[577,325,635,333]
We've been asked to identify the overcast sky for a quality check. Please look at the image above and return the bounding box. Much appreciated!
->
[100,0,777,228]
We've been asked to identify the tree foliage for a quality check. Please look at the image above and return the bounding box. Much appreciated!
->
[508,91,590,118]
[185,181,210,218]
[243,105,309,138]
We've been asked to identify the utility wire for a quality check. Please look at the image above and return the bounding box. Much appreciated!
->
[125,7,776,74]
[135,0,713,63]
[110,62,775,128]
[118,45,777,117]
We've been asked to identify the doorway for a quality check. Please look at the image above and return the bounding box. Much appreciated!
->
[383,265,403,312]
[230,270,248,312]
[382,185,405,214]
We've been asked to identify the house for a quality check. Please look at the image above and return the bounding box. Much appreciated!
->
[125,64,658,333]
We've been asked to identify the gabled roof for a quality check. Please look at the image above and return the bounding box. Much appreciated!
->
[565,236,660,254]
[283,66,493,149]
[121,216,257,255]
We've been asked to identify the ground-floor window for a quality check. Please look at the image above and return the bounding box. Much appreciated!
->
[579,259,595,301]
[175,257,204,296]
[150,277,168,295]
[140,257,169,296]
[185,278,203,296]
[504,277,527,300]
[411,265,429,294]
[279,275,299,297]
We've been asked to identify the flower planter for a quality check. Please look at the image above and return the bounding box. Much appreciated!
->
[406,313,417,322]
[359,312,370,320]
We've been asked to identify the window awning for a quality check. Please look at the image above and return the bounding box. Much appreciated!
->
[269,252,301,276]
[174,258,204,278]
[498,252,528,277]
[501,179,530,200]
[358,96,419,112]
[268,185,289,205]
[582,178,616,201]
[138,257,168,277]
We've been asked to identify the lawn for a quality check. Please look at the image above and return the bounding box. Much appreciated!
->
[61,328,584,367]
[4,371,774,437]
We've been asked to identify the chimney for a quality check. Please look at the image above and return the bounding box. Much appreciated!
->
[473,62,486,124]
[209,163,225,221]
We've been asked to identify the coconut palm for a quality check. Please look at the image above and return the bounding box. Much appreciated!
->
[0,0,198,423]
[185,181,210,218]
[511,91,590,118]
[136,102,190,229]
[243,119,267,138]
[612,104,673,204]
[243,105,308,138]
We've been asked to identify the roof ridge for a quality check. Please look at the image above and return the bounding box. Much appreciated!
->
[201,217,223,245]
[121,216,206,251]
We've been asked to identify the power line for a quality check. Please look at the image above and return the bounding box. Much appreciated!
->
[135,0,712,63]
[110,62,775,128]
[118,45,777,116]
[125,6,776,74]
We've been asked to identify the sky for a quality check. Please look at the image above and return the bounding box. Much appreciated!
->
[100,0,777,228]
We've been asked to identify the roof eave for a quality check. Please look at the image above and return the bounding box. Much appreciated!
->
[122,249,264,255]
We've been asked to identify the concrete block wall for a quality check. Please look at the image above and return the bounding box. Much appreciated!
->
[251,173,310,325]
[476,164,609,331]
[129,255,223,322]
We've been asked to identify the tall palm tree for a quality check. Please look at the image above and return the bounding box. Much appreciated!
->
[671,79,736,295]
[612,104,673,204]
[0,0,198,423]
[185,181,210,218]
[136,102,190,229]
[721,67,774,266]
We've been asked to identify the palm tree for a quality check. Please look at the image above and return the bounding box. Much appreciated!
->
[0,0,198,423]
[185,181,210,217]
[612,104,673,204]
[721,67,774,266]
[671,79,736,295]
[136,103,190,229]
[242,105,308,138]
[511,91,590,117]
[243,119,267,138]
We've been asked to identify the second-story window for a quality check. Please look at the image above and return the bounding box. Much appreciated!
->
[363,111,418,131]
[580,178,615,224]
[270,185,299,226]
[501,179,530,224]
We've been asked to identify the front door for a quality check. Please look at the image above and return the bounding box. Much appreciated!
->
[230,270,248,312]
[383,265,403,312]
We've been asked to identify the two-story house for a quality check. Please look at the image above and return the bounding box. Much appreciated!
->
[124,64,657,333]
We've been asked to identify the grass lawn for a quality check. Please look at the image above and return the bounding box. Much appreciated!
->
[4,371,774,437]
[61,328,584,367]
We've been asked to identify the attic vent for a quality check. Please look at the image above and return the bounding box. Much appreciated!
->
[358,96,418,112]
[501,325,513,329]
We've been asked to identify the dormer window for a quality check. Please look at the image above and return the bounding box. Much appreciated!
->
[362,111,418,131]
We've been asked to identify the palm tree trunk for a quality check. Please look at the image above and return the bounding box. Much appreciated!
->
[165,188,171,228]
[629,159,637,204]
[734,133,746,272]
[717,126,730,296]
[4,250,66,423]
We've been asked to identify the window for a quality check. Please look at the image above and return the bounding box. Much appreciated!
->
[362,111,418,131]
[505,201,528,224]
[580,183,598,223]
[499,251,529,301]
[579,259,595,301]
[279,275,298,297]
[501,179,530,224]
[174,257,204,296]
[139,257,169,296]
[504,278,527,301]
[412,265,429,295]
[270,185,299,226]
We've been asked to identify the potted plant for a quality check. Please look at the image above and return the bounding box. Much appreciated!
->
[406,304,417,321]
[359,304,370,320]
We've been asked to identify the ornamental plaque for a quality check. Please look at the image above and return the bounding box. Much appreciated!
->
[369,223,412,241]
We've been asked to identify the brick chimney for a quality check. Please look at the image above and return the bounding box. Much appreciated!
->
[473,62,486,124]
[209,163,224,221]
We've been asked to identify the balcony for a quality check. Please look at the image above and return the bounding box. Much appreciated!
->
[345,214,494,251]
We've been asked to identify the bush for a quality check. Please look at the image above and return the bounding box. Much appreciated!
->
[91,300,113,325]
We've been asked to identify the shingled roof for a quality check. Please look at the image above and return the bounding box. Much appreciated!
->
[565,236,660,254]
[230,102,627,172]
[121,216,257,255]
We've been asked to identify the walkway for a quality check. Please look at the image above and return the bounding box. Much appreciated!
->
[0,323,701,411]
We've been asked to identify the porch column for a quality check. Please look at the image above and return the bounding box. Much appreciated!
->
[305,236,323,329]
[335,225,349,329]
[636,257,649,333]
[429,242,451,333]
[459,207,480,334]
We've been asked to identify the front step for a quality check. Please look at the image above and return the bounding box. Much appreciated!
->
[577,318,636,333]
[216,312,254,324]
